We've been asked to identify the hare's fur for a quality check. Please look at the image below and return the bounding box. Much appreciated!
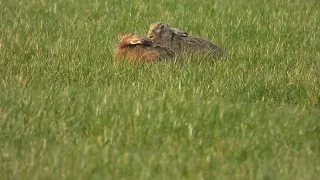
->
[147,22,224,57]
[114,33,175,63]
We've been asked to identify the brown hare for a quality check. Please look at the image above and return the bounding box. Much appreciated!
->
[113,33,176,64]
[147,22,225,57]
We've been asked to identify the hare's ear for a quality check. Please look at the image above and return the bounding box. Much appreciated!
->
[159,23,168,31]
[170,27,188,37]
[129,39,143,45]
[142,37,153,45]
[129,37,152,45]
[154,23,168,34]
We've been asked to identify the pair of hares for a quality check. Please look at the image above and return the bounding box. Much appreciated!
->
[113,22,225,63]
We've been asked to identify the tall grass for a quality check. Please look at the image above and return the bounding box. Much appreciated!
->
[1,0,320,179]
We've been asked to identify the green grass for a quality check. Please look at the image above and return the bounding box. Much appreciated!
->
[1,0,320,179]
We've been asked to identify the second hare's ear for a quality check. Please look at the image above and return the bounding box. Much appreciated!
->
[170,27,188,37]
[160,24,166,31]
[129,39,143,45]
[159,24,167,31]
[154,23,167,34]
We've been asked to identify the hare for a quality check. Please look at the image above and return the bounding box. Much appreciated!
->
[113,33,176,63]
[147,22,225,57]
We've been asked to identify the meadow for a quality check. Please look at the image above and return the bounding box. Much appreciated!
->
[0,0,320,179]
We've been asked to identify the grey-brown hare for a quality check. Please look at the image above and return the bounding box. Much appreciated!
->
[147,22,225,57]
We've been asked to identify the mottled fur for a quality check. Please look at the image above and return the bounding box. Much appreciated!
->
[113,33,176,63]
[147,22,225,57]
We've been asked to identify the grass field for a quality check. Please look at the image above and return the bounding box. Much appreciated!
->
[1,0,320,179]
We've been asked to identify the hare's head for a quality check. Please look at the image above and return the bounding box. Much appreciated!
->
[118,33,153,47]
[147,22,188,43]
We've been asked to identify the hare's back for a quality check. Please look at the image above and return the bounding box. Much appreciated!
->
[177,36,224,57]
[156,46,175,58]
[141,45,175,60]
[180,36,214,49]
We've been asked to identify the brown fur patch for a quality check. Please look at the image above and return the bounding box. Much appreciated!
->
[114,33,176,64]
